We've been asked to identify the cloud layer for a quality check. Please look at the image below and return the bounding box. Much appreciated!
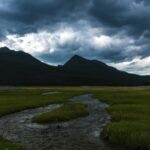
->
[0,0,150,74]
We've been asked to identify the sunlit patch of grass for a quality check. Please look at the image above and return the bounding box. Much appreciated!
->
[32,103,89,123]
[0,137,25,150]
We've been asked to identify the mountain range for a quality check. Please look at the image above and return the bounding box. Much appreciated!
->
[0,47,150,86]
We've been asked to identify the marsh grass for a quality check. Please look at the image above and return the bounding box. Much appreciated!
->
[0,87,150,149]
[94,88,150,150]
[0,88,87,117]
[32,103,89,123]
[0,137,24,150]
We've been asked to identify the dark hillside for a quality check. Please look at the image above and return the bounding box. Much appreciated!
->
[0,47,149,86]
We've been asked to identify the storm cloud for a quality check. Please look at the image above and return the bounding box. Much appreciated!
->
[0,0,150,74]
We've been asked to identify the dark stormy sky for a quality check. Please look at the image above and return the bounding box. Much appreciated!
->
[0,0,150,75]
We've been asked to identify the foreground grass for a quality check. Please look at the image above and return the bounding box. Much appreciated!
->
[94,88,150,150]
[32,103,89,123]
[0,87,150,149]
[0,137,24,150]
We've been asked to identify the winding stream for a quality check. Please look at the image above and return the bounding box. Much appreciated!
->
[0,94,116,150]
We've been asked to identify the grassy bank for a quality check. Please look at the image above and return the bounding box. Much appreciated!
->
[32,103,89,123]
[0,137,24,150]
[94,88,150,150]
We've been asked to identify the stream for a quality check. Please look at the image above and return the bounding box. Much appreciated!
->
[0,94,118,150]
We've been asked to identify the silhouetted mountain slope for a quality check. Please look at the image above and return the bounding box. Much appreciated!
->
[0,47,150,86]
[64,55,123,74]
[0,47,62,85]
[62,55,150,86]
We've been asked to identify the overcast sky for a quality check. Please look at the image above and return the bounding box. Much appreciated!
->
[0,0,150,75]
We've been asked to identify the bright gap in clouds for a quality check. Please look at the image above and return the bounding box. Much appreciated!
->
[110,57,150,75]
[93,35,122,48]
[0,28,78,54]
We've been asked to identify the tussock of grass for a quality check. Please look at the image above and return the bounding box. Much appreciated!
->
[0,137,24,150]
[32,103,89,123]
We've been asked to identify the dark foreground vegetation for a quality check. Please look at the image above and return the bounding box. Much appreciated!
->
[0,87,150,149]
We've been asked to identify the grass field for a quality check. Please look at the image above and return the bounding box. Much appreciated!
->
[93,87,150,150]
[0,87,150,149]
[32,103,89,123]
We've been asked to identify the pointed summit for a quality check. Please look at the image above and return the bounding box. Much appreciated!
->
[68,55,87,62]
[63,54,126,76]
[70,55,85,60]
[64,55,88,67]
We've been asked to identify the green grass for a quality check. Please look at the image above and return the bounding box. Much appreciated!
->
[0,87,150,149]
[32,103,89,123]
[93,87,150,150]
[0,137,24,150]
[0,88,87,117]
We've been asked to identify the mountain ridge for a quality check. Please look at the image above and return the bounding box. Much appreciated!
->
[0,47,149,86]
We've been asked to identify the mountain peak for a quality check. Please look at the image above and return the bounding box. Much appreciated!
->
[64,55,88,67]
[70,55,86,61]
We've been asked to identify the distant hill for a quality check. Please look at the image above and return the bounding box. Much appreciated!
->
[0,47,150,86]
